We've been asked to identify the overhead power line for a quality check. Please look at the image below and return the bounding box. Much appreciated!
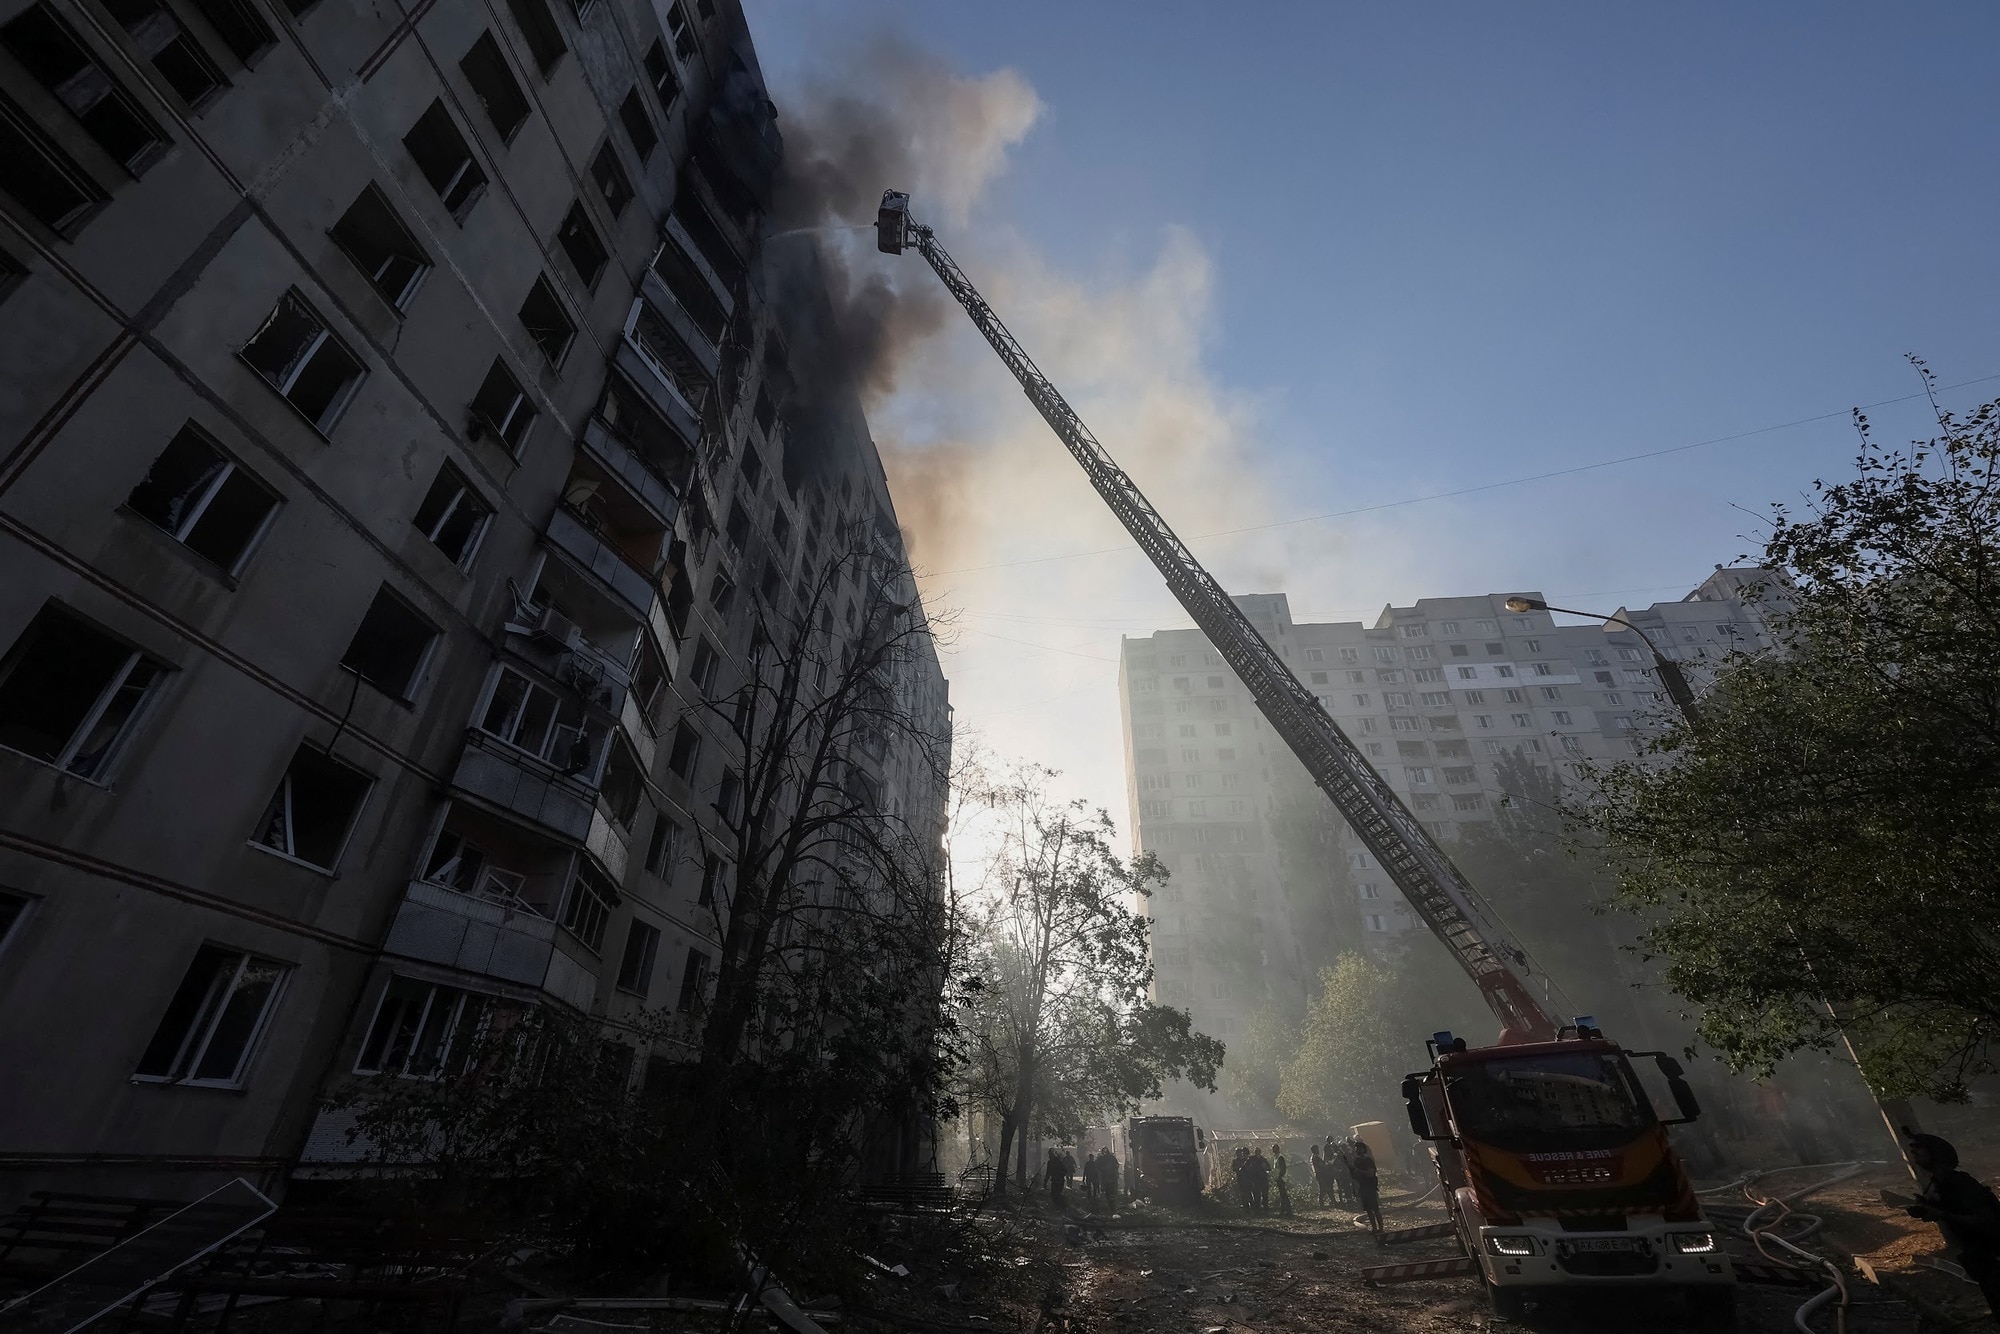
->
[915,371,2000,578]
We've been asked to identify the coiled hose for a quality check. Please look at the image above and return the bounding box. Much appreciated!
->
[1697,1161,1880,1334]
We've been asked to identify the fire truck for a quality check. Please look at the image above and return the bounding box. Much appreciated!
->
[878,192,1737,1320]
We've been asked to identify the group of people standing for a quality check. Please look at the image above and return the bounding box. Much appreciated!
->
[1041,1145,1120,1211]
[1223,1135,1382,1232]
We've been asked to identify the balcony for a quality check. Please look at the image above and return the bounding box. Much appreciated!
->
[451,726,598,844]
[545,504,659,622]
[614,338,702,450]
[665,213,736,314]
[581,417,682,530]
[384,879,596,1009]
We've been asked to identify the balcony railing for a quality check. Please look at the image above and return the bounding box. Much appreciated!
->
[545,505,660,621]
[452,727,598,844]
[384,879,597,1010]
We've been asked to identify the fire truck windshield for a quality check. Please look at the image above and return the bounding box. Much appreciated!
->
[1444,1051,1656,1151]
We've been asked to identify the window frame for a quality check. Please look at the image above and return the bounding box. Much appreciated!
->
[412,460,493,570]
[469,355,535,453]
[0,84,110,234]
[125,423,281,576]
[402,99,487,222]
[327,183,431,313]
[615,917,660,994]
[132,945,290,1089]
[238,288,366,435]
[249,744,373,872]
[352,975,487,1078]
[0,604,167,781]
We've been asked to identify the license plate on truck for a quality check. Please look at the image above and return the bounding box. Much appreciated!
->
[1567,1238,1641,1252]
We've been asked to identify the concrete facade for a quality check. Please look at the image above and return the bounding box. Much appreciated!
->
[1118,570,1776,1063]
[0,0,946,1202]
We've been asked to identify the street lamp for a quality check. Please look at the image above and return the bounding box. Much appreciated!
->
[1503,595,1699,724]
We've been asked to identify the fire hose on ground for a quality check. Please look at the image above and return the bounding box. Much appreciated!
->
[1697,1161,1879,1334]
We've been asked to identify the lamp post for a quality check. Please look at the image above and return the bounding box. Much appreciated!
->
[1502,595,1700,725]
[1503,596,1921,1170]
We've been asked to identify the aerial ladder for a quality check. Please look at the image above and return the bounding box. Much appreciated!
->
[874,190,1557,1043]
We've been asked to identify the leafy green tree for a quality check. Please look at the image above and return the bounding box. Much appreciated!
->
[1276,952,1422,1133]
[1587,374,2000,1101]
[957,768,1224,1191]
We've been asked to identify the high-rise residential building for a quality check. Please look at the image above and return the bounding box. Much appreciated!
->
[1118,569,1775,1095]
[0,0,947,1205]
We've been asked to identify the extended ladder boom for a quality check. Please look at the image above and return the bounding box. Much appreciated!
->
[877,191,1557,1041]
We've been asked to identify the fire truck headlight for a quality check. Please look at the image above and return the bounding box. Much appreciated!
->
[1485,1234,1537,1257]
[1671,1232,1717,1254]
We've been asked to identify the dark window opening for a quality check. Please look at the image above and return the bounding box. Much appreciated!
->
[665,1,694,58]
[556,200,607,288]
[183,0,273,63]
[616,918,660,993]
[561,864,616,952]
[666,719,700,779]
[696,851,720,907]
[459,31,529,141]
[644,814,678,876]
[665,565,692,641]
[0,605,163,778]
[0,87,108,232]
[737,444,762,490]
[403,100,486,220]
[340,586,437,699]
[650,240,727,343]
[589,140,631,217]
[598,373,693,488]
[671,196,740,288]
[503,0,566,74]
[724,501,749,550]
[356,976,487,1076]
[689,637,718,694]
[470,356,534,451]
[715,767,740,821]
[630,642,669,730]
[618,89,656,161]
[629,298,713,406]
[329,184,429,310]
[707,569,733,615]
[642,39,679,113]
[240,290,364,431]
[518,275,574,367]
[676,946,708,1013]
[135,945,289,1086]
[600,734,643,827]
[127,423,279,572]
[100,0,225,109]
[2,5,167,174]
[412,462,491,567]
[253,745,370,869]
[753,388,776,435]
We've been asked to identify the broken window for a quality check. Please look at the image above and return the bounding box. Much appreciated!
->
[100,0,225,109]
[503,0,565,74]
[403,100,486,221]
[459,31,529,141]
[696,851,720,906]
[480,666,588,767]
[600,734,643,827]
[707,569,734,615]
[665,0,694,58]
[134,945,289,1087]
[666,718,700,779]
[618,89,656,161]
[240,290,365,432]
[651,240,727,343]
[355,976,487,1076]
[629,640,669,731]
[738,444,763,491]
[676,946,708,1013]
[469,356,534,452]
[2,5,168,174]
[412,462,491,568]
[642,38,679,113]
[421,829,527,904]
[0,86,108,232]
[714,767,740,821]
[126,424,279,572]
[616,919,660,994]
[253,745,371,869]
[670,197,740,289]
[518,274,575,367]
[340,586,437,699]
[329,184,429,310]
[590,140,631,217]
[556,200,607,288]
[724,502,749,551]
[0,605,164,778]
[644,814,679,877]
[560,863,616,952]
[688,637,718,693]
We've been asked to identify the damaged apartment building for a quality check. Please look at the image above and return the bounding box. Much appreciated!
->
[1118,573,1774,1100]
[0,0,947,1202]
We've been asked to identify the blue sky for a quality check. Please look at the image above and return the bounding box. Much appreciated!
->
[742,1,2000,811]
